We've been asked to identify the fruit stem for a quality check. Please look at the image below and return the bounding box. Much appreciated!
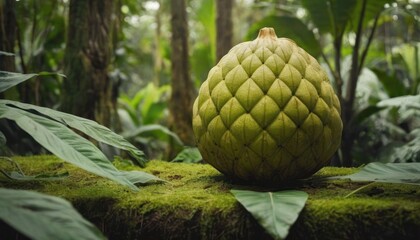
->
[257,27,278,40]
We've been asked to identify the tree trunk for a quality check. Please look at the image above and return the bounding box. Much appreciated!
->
[61,0,118,128]
[216,0,233,62]
[339,0,369,167]
[170,0,195,146]
[0,0,16,72]
[153,0,163,86]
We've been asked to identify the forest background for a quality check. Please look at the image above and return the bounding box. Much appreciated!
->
[0,0,419,166]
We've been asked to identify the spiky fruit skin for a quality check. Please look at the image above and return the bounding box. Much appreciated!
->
[192,28,342,186]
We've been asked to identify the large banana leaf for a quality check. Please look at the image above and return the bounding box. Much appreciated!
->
[2,100,146,166]
[0,188,105,240]
[246,15,321,58]
[0,103,138,191]
[231,189,308,240]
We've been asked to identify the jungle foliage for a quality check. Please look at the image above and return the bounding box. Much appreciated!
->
[1,0,418,165]
[0,0,419,239]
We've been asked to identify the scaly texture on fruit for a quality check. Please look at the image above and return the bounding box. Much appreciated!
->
[192,27,342,186]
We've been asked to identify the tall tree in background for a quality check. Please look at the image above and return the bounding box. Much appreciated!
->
[0,0,16,72]
[170,0,195,145]
[61,0,118,128]
[216,0,233,61]
[153,0,163,86]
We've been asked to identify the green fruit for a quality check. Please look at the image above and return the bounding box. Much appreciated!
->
[192,27,342,186]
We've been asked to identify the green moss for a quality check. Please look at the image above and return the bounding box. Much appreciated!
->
[1,155,419,240]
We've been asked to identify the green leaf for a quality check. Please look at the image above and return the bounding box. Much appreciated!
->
[196,0,216,62]
[120,170,165,184]
[171,147,202,163]
[246,15,322,58]
[231,189,308,240]
[0,157,68,181]
[351,105,385,126]
[377,95,420,110]
[36,71,66,78]
[129,89,146,110]
[118,99,140,127]
[396,43,420,85]
[191,43,214,84]
[139,83,170,125]
[2,100,147,166]
[0,188,105,240]
[0,71,38,93]
[389,136,420,163]
[301,0,332,33]
[4,171,69,181]
[372,68,407,98]
[119,83,169,127]
[0,71,65,93]
[0,103,138,191]
[301,0,358,37]
[123,124,183,146]
[143,102,167,125]
[329,162,420,185]
[0,156,68,181]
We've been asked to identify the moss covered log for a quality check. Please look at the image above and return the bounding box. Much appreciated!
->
[1,155,419,240]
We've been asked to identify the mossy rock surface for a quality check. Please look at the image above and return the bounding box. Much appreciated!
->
[0,155,419,240]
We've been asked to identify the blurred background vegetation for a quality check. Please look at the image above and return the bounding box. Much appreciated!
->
[0,0,419,166]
